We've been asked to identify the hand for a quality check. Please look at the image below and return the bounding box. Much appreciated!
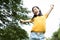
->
[50,4,54,9]
[20,19,24,23]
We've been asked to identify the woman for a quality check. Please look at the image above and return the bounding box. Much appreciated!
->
[20,4,54,40]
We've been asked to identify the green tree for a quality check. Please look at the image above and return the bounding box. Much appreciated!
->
[0,0,30,40]
[0,0,29,27]
[51,28,60,40]
[0,24,29,40]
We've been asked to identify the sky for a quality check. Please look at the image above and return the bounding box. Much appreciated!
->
[20,0,60,38]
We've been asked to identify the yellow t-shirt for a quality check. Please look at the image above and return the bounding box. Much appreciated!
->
[31,13,48,33]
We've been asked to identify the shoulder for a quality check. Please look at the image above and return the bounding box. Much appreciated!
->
[43,13,49,18]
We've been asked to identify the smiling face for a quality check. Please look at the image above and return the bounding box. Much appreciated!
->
[32,6,40,15]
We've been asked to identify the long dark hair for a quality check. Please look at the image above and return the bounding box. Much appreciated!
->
[32,6,43,19]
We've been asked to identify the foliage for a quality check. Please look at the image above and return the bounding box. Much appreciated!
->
[0,24,28,40]
[0,0,30,40]
[0,0,30,27]
[51,28,60,40]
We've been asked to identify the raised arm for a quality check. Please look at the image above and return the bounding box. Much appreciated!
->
[47,4,54,16]
[44,4,54,18]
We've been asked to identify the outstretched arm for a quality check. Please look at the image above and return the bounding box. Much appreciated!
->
[20,19,32,23]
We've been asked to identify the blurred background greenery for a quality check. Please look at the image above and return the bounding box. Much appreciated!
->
[0,0,30,40]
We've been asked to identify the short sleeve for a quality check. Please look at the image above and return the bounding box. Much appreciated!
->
[44,13,49,18]
[30,18,34,23]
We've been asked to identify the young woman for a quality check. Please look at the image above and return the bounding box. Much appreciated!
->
[20,4,54,40]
